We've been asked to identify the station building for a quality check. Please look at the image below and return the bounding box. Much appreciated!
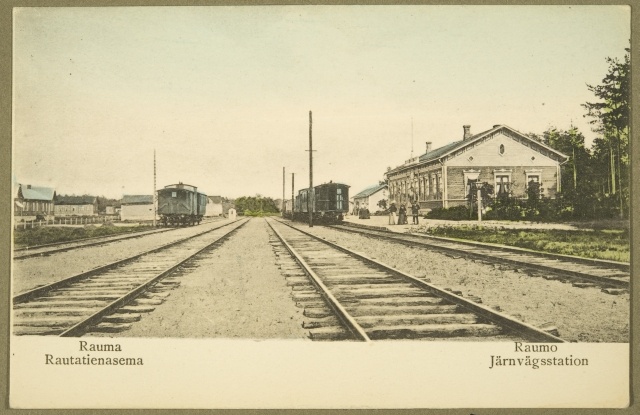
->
[384,124,569,210]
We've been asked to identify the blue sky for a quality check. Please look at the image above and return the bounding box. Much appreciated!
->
[13,6,630,199]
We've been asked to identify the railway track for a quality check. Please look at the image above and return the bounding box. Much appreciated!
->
[330,223,629,291]
[12,218,249,336]
[267,218,564,342]
[13,227,174,260]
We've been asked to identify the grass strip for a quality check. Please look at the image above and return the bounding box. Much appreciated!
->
[417,225,629,262]
[13,224,155,249]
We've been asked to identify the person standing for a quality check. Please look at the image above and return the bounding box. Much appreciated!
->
[411,201,420,225]
[398,204,407,225]
[389,202,397,225]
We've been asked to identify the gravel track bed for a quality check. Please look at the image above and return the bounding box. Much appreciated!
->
[286,221,629,343]
[12,220,234,295]
[90,218,308,339]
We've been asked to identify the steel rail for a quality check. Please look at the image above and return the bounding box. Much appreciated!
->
[13,228,175,259]
[58,219,250,337]
[331,223,629,289]
[340,222,630,271]
[266,219,371,342]
[275,219,566,343]
[13,219,243,304]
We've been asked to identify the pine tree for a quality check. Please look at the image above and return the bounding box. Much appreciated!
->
[582,48,630,217]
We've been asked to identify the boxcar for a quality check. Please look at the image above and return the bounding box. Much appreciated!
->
[157,183,207,226]
[289,181,349,224]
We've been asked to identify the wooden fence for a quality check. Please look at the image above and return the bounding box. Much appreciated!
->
[13,216,119,230]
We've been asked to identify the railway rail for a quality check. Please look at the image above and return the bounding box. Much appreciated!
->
[330,223,629,290]
[13,227,175,260]
[267,218,564,342]
[12,218,249,336]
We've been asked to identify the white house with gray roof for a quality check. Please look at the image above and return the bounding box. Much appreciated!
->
[351,183,388,214]
[384,124,569,210]
[120,195,155,221]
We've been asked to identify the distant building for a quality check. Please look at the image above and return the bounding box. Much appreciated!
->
[385,124,569,210]
[120,195,154,221]
[14,184,56,218]
[54,195,98,216]
[222,201,235,217]
[205,196,223,217]
[352,183,388,214]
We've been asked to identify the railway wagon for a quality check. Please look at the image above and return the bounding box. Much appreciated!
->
[157,183,207,226]
[287,182,349,224]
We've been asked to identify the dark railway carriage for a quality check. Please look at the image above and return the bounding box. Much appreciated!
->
[287,182,349,224]
[157,183,207,226]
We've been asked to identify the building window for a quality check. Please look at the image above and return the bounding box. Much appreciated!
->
[525,170,542,196]
[463,170,481,199]
[336,188,343,210]
[499,144,505,155]
[496,175,510,195]
[172,192,177,197]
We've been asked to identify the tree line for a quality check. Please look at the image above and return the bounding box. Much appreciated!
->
[234,195,280,216]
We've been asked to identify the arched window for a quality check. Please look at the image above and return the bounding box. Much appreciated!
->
[499,144,505,155]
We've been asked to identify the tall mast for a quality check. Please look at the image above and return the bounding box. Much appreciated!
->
[291,173,295,215]
[411,117,414,158]
[308,111,313,227]
[153,149,156,227]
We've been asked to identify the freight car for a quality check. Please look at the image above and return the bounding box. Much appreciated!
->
[285,181,349,224]
[157,183,207,226]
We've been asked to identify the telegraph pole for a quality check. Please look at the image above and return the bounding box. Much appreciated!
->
[308,111,314,227]
[153,149,157,227]
[282,167,285,217]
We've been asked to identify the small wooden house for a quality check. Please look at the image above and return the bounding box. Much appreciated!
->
[54,195,98,216]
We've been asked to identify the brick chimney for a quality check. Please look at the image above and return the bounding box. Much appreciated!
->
[463,125,471,140]
[425,141,432,153]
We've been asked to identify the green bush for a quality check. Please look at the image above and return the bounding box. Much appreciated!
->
[426,205,472,220]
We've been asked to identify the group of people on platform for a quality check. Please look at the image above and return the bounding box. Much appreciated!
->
[388,201,420,225]
[352,201,420,225]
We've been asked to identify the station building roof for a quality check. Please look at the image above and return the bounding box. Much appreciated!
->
[352,183,387,199]
[387,124,569,175]
[55,195,97,205]
[122,195,153,205]
[17,184,56,201]
[208,196,223,204]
